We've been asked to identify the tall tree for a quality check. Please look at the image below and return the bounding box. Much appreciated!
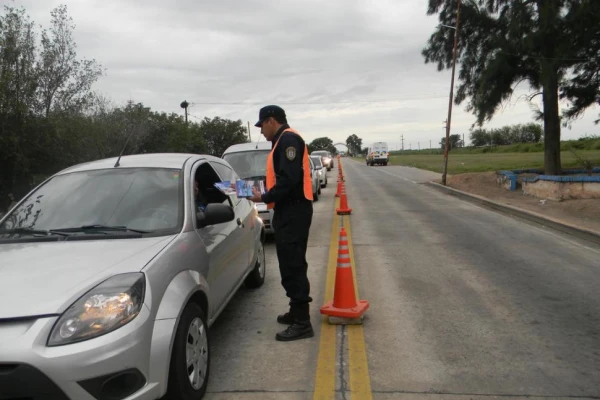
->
[422,0,600,175]
[346,134,363,155]
[36,5,103,117]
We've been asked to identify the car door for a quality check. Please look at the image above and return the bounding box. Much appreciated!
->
[192,161,245,313]
[210,161,253,280]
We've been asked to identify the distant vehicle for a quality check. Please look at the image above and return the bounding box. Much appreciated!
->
[222,141,274,234]
[310,150,334,171]
[339,151,346,157]
[310,155,328,188]
[308,156,321,201]
[0,153,266,400]
[366,142,389,166]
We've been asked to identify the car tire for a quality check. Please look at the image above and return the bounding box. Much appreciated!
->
[245,240,266,289]
[164,302,210,400]
[313,189,319,201]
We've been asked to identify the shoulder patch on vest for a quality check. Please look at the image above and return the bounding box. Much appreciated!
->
[285,146,296,161]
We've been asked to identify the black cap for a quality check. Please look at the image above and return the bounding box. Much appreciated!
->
[254,105,286,127]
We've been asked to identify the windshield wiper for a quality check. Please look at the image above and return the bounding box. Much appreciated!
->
[0,228,70,237]
[52,225,151,234]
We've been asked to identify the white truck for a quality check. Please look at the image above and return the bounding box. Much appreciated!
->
[366,142,389,166]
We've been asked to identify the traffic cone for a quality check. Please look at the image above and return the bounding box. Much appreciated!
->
[336,183,352,215]
[335,179,343,197]
[320,227,369,323]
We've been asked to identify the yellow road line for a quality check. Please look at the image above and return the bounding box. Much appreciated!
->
[344,214,373,400]
[312,197,340,400]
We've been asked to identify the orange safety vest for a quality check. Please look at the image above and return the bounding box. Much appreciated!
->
[265,128,313,209]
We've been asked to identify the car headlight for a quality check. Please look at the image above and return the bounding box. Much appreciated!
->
[48,273,145,346]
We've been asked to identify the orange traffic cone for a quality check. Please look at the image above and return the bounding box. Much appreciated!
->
[335,179,343,197]
[336,183,352,215]
[320,227,369,321]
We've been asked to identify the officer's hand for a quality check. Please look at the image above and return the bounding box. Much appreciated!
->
[249,186,262,203]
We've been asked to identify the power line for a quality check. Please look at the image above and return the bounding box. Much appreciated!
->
[181,94,450,106]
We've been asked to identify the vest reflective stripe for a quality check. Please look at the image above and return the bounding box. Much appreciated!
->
[265,128,314,209]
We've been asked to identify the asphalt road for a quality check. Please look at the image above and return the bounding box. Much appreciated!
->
[203,159,600,399]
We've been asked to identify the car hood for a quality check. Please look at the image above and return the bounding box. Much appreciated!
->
[0,235,175,319]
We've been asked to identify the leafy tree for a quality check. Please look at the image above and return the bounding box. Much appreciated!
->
[36,5,103,117]
[422,0,600,175]
[308,137,336,154]
[199,116,248,157]
[440,134,462,149]
[346,134,363,156]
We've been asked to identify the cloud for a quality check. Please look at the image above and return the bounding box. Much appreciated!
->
[9,0,599,150]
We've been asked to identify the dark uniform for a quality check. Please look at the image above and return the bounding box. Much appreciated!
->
[257,109,314,341]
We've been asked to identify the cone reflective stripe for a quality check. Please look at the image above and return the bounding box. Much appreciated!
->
[336,183,352,215]
[320,227,369,319]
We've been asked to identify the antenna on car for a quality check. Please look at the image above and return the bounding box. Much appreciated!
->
[255,131,262,149]
[114,130,134,167]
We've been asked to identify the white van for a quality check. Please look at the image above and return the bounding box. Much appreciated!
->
[222,142,275,233]
[366,142,389,166]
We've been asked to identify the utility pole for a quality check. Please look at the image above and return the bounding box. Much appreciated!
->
[401,135,404,151]
[441,0,461,186]
[180,100,189,125]
[247,121,252,142]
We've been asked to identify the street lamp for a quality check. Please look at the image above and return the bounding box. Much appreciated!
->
[441,0,462,186]
[180,100,189,124]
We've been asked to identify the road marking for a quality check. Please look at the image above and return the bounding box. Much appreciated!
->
[343,214,373,399]
[312,197,339,400]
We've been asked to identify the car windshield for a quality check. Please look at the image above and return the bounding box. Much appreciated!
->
[0,168,182,235]
[223,150,269,179]
[312,151,328,156]
[310,156,323,167]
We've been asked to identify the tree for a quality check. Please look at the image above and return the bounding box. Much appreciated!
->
[199,116,248,157]
[0,6,39,210]
[422,0,600,175]
[308,137,336,154]
[36,5,103,117]
[346,134,363,156]
[440,134,462,149]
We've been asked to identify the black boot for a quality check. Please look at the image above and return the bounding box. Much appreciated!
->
[275,303,313,341]
[275,320,314,341]
[277,312,294,325]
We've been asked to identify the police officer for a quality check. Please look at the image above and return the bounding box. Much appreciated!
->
[249,105,314,342]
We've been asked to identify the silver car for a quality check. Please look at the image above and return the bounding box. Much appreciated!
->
[308,157,321,202]
[310,155,328,188]
[0,153,266,400]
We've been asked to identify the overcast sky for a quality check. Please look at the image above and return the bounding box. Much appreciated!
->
[10,0,599,151]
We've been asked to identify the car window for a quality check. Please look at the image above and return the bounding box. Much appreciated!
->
[211,161,241,205]
[310,156,322,167]
[0,168,183,234]
[193,162,232,210]
[222,150,269,180]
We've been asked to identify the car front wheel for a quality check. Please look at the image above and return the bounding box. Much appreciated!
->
[245,240,266,288]
[164,302,210,400]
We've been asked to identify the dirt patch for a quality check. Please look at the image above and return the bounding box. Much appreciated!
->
[437,172,600,235]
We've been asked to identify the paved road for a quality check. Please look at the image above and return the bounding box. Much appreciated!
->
[346,160,600,399]
[204,169,337,399]
[202,159,600,399]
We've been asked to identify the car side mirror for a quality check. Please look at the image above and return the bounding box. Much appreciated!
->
[197,203,235,228]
